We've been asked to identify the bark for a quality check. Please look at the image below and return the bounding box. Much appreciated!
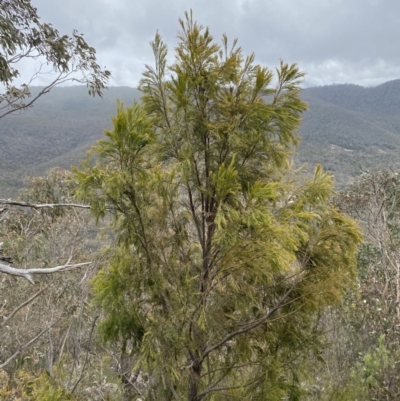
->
[0,262,92,284]
[0,199,91,209]
[187,359,202,401]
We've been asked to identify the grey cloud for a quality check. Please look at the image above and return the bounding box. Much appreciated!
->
[238,0,399,62]
[29,0,400,87]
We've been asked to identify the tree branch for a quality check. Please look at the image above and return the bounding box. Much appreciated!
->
[0,317,62,369]
[0,262,92,284]
[0,199,91,209]
[201,277,299,360]
[0,280,54,329]
[71,315,99,394]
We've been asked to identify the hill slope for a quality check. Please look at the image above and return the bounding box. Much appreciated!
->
[2,81,400,195]
[0,87,141,195]
[298,80,400,185]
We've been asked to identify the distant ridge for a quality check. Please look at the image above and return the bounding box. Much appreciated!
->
[2,80,400,196]
[303,79,400,115]
[0,87,141,196]
[298,79,400,185]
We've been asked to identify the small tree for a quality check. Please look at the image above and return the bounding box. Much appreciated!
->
[74,13,361,400]
[0,170,94,369]
[323,171,400,400]
[0,169,120,400]
[0,0,110,118]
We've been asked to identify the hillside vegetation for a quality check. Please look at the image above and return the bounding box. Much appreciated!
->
[298,81,400,185]
[1,15,400,396]
[0,87,141,196]
[2,80,400,195]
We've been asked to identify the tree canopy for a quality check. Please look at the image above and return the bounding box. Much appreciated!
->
[0,0,110,118]
[73,12,362,400]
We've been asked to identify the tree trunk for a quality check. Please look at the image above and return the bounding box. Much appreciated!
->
[187,359,202,401]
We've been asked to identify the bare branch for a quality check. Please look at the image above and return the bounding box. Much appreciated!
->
[71,315,99,394]
[0,262,92,284]
[0,317,61,369]
[0,199,91,210]
[0,280,54,329]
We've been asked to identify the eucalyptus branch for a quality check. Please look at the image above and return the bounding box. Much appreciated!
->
[0,199,91,209]
[0,262,92,284]
[0,71,62,117]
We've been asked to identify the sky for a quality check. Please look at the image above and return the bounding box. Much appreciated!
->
[27,0,400,88]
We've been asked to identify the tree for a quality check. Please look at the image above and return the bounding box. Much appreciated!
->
[0,170,94,368]
[0,0,110,118]
[0,199,92,284]
[0,169,122,400]
[319,171,400,400]
[74,13,361,400]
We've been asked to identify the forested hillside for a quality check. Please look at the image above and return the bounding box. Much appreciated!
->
[2,11,400,400]
[298,80,400,185]
[0,87,141,196]
[3,80,400,196]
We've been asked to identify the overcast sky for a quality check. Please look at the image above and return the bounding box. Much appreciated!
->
[30,0,400,88]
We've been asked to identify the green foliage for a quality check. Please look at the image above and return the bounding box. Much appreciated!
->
[0,369,79,401]
[329,335,396,401]
[306,171,400,400]
[0,0,110,118]
[74,12,361,400]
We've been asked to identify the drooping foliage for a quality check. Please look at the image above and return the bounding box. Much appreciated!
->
[74,12,361,400]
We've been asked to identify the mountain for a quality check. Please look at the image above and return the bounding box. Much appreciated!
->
[2,80,400,196]
[0,87,141,196]
[297,80,400,185]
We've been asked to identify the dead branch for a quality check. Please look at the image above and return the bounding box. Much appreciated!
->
[0,281,54,329]
[0,262,92,284]
[0,199,91,210]
[71,315,99,394]
[0,317,62,369]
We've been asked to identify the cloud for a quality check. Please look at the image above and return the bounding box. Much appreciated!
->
[26,0,400,87]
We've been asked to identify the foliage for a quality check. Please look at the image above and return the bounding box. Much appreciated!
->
[306,171,400,400]
[0,369,79,400]
[0,169,90,372]
[0,168,126,399]
[0,0,110,118]
[322,335,398,401]
[335,171,400,349]
[74,13,361,400]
